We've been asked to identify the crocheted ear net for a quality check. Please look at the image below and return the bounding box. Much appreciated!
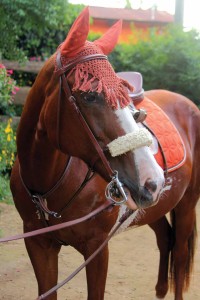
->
[58,41,134,109]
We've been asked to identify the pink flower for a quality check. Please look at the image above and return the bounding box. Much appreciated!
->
[29,56,36,61]
[7,69,13,75]
[0,64,5,69]
[14,86,20,91]
[12,90,16,95]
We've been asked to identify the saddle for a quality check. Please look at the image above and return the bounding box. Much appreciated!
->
[117,72,186,173]
[117,71,144,101]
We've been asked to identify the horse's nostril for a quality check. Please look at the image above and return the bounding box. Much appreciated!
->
[144,179,157,193]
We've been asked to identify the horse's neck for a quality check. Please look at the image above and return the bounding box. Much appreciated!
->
[17,58,68,194]
[18,119,68,194]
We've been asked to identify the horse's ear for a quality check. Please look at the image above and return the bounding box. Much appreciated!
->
[60,7,90,57]
[94,20,122,55]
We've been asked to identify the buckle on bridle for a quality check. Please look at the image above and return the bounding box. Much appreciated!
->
[105,171,128,205]
[130,107,147,123]
[32,195,61,219]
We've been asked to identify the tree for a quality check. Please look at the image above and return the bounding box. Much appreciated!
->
[109,26,200,107]
[125,0,132,9]
[175,0,184,26]
[0,0,83,61]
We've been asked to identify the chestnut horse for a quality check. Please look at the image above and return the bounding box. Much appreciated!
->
[9,7,200,300]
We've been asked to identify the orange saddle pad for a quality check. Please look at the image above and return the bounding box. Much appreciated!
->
[135,97,186,172]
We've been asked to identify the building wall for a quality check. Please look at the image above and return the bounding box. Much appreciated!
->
[90,19,167,43]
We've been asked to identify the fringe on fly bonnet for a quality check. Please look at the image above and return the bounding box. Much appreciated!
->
[56,41,134,109]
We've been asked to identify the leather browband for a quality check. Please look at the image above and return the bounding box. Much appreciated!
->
[55,53,108,76]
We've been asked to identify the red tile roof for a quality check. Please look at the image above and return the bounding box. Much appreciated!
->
[89,6,174,23]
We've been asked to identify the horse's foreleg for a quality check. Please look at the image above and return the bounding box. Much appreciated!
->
[24,233,61,300]
[82,241,109,300]
[149,216,173,299]
[171,204,197,300]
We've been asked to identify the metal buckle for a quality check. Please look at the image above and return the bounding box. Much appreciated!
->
[130,108,147,123]
[32,195,61,219]
[105,171,128,206]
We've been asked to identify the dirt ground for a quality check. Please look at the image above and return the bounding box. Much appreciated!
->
[0,202,200,300]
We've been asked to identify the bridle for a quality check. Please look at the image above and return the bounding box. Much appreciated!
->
[55,50,128,205]
[18,51,152,219]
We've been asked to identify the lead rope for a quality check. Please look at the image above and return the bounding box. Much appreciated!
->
[35,209,134,300]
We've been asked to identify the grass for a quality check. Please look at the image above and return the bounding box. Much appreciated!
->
[0,175,13,204]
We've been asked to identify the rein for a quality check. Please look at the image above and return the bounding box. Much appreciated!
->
[0,194,136,299]
[0,201,113,243]
[35,208,135,300]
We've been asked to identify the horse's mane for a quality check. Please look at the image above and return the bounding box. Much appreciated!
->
[17,55,56,155]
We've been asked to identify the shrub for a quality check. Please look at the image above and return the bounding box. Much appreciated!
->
[0,64,19,116]
[0,118,16,175]
[0,175,13,203]
[109,26,200,107]
[0,0,83,61]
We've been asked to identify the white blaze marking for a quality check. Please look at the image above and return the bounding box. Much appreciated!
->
[114,106,165,203]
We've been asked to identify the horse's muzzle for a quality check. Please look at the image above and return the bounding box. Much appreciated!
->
[125,179,160,210]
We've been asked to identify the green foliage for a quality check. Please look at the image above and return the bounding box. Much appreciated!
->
[109,26,200,107]
[0,118,16,175]
[0,65,17,174]
[13,70,36,87]
[125,0,132,9]
[88,31,101,42]
[0,64,19,116]
[0,175,13,203]
[0,65,18,204]
[0,0,83,60]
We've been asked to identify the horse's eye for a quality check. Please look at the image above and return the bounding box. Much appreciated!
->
[83,92,97,103]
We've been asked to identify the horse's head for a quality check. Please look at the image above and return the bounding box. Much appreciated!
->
[43,7,165,209]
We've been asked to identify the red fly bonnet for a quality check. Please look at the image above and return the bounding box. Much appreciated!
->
[55,7,133,109]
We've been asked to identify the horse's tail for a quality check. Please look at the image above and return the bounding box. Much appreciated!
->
[169,209,197,291]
